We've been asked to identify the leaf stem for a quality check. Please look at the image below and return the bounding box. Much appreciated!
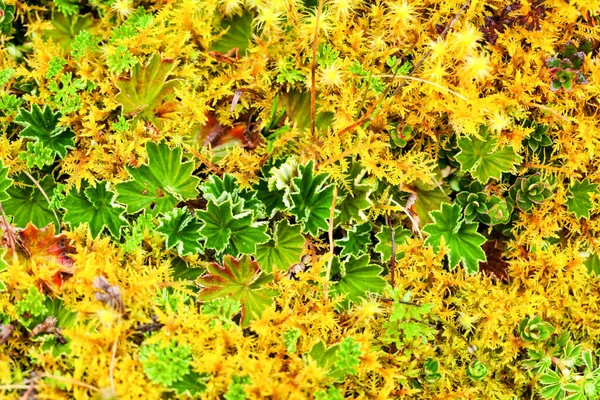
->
[0,203,17,259]
[39,373,100,392]
[371,74,469,101]
[324,186,337,303]
[22,171,61,229]
[109,338,118,394]
[385,214,396,288]
[311,0,324,137]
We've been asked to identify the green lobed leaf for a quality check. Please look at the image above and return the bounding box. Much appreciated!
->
[566,179,599,219]
[338,222,372,257]
[210,12,253,56]
[201,297,242,329]
[422,203,487,274]
[335,162,374,225]
[200,173,265,218]
[139,340,192,387]
[3,174,57,228]
[584,252,600,276]
[196,255,278,327]
[455,126,522,184]
[42,13,95,52]
[14,104,75,158]
[374,225,412,263]
[156,208,204,256]
[412,178,450,226]
[0,248,7,291]
[267,158,298,208]
[289,160,335,236]
[254,220,304,273]
[306,342,345,382]
[254,176,286,217]
[328,254,386,309]
[169,371,209,396]
[62,181,127,239]
[114,54,181,123]
[197,199,269,256]
[0,159,12,202]
[115,142,200,216]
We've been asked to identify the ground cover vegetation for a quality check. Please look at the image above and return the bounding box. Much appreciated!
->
[0,0,599,398]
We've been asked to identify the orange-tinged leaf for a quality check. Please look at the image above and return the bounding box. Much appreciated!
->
[196,255,278,327]
[17,223,76,291]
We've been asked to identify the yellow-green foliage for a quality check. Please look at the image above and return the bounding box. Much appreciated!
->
[1,0,600,399]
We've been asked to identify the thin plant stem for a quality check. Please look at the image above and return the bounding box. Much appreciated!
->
[39,373,100,392]
[22,171,61,228]
[389,198,422,240]
[311,0,325,137]
[372,74,469,101]
[386,214,397,287]
[528,102,570,123]
[0,384,30,391]
[324,186,337,303]
[0,203,17,259]
[109,338,118,394]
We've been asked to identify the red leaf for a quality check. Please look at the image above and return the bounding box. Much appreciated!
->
[17,223,76,292]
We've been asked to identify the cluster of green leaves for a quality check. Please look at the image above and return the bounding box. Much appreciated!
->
[381,288,437,352]
[138,339,208,396]
[546,41,591,92]
[0,0,599,397]
[520,320,600,400]
[306,337,363,382]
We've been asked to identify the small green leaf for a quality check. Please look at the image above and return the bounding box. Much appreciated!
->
[540,369,562,385]
[201,297,242,329]
[0,248,8,291]
[0,160,12,202]
[19,142,56,169]
[338,222,372,257]
[139,340,192,387]
[197,200,269,256]
[3,174,57,228]
[334,337,362,376]
[197,255,278,327]
[15,104,75,158]
[114,54,181,123]
[254,220,304,273]
[210,12,253,56]
[328,255,386,309]
[289,160,335,236]
[169,371,209,396]
[422,203,487,274]
[283,328,301,353]
[115,142,200,216]
[374,225,412,263]
[156,208,204,256]
[335,162,374,225]
[585,252,600,276]
[200,173,265,218]
[62,181,127,238]
[566,179,599,219]
[455,126,522,184]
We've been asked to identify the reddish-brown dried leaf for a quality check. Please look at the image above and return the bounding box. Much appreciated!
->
[18,223,76,291]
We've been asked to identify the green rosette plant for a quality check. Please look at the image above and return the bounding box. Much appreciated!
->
[519,316,555,343]
[508,174,553,212]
